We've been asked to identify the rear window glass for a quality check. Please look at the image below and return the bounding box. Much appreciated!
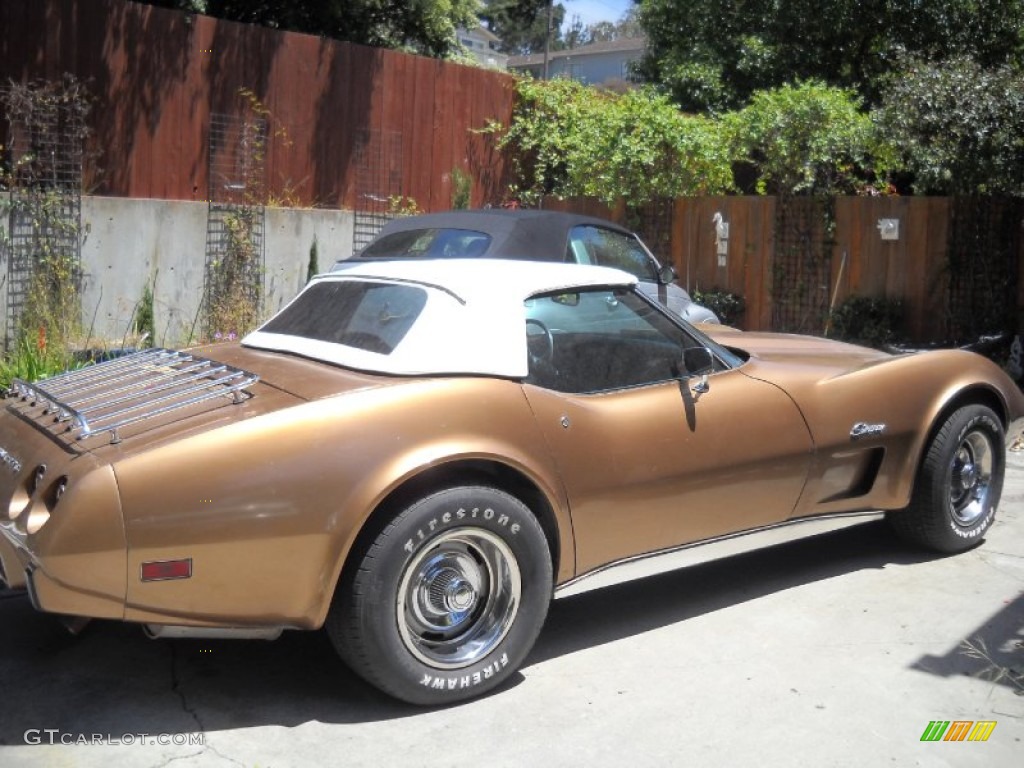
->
[260,281,427,354]
[362,228,492,259]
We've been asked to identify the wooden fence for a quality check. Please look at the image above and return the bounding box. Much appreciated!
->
[547,196,1024,344]
[3,0,1023,345]
[0,0,516,210]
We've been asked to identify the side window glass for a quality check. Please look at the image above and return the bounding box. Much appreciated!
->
[567,226,658,281]
[566,235,591,265]
[523,288,707,393]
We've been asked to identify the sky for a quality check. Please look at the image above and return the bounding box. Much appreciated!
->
[562,0,633,28]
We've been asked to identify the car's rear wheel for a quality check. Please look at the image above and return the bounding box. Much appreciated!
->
[328,486,552,705]
[889,404,1004,552]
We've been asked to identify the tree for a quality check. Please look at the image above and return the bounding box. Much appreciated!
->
[479,0,642,55]
[479,0,565,55]
[565,5,644,49]
[562,14,587,50]
[584,20,617,44]
[723,81,889,196]
[612,5,643,40]
[874,58,1024,196]
[636,0,1024,111]
[133,1,482,58]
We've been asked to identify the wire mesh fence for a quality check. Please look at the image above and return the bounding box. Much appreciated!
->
[202,112,267,339]
[946,197,1023,342]
[1,80,85,349]
[771,196,834,335]
[351,129,404,254]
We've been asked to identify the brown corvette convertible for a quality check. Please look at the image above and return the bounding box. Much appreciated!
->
[1,259,1022,705]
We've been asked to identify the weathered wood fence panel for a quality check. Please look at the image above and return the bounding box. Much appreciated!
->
[830,197,951,342]
[671,197,776,331]
[671,196,960,340]
[0,0,516,209]
[551,195,1023,343]
[5,0,1023,345]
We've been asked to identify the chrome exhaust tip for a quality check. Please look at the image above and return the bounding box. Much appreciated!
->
[143,624,283,640]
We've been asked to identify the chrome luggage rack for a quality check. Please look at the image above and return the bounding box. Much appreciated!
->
[9,349,259,444]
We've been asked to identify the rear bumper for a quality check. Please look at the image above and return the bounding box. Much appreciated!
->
[0,524,123,618]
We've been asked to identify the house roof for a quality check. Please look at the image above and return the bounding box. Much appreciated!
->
[459,24,501,44]
[508,37,646,68]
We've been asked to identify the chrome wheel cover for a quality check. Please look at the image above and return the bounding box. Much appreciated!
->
[948,428,994,526]
[397,528,521,669]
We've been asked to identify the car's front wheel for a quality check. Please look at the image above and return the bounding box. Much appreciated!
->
[328,486,552,705]
[889,404,1004,552]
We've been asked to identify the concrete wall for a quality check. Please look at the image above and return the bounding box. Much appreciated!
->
[1,196,355,349]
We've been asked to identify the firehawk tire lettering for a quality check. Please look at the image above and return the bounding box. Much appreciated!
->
[888,405,1004,553]
[328,486,551,705]
[419,653,510,690]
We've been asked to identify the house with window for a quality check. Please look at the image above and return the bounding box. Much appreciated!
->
[458,25,509,70]
[507,37,646,86]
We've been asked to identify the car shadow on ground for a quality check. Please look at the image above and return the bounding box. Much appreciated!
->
[0,520,945,740]
[909,592,1024,696]
[534,519,930,663]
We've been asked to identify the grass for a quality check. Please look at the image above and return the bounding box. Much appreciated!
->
[0,329,78,392]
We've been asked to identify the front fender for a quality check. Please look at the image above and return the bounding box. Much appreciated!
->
[770,349,1024,516]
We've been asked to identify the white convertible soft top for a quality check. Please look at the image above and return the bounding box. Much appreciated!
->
[243,258,636,377]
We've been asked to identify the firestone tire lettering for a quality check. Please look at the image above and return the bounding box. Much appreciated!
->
[402,506,521,554]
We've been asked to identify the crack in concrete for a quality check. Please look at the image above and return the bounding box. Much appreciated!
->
[167,643,247,768]
[153,749,207,767]
[170,642,206,733]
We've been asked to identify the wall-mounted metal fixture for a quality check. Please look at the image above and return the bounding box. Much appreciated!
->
[877,218,899,240]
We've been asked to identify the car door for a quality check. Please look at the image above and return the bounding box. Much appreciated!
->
[521,288,813,576]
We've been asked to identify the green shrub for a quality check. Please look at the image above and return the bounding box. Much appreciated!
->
[489,77,734,207]
[0,329,78,391]
[133,281,156,347]
[828,295,904,348]
[692,288,746,326]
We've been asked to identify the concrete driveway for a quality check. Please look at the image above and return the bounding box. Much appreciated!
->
[2,455,1022,767]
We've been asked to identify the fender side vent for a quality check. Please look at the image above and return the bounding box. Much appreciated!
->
[818,447,886,503]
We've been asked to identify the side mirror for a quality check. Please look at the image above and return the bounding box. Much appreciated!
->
[683,346,714,394]
[657,263,677,285]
